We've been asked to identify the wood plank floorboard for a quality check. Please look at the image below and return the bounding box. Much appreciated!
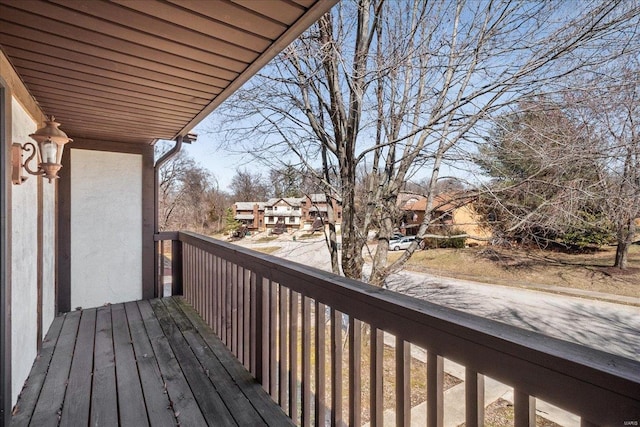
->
[11,297,292,426]
[30,310,81,427]
[59,308,96,425]
[124,301,176,427]
[10,315,64,427]
[90,305,118,426]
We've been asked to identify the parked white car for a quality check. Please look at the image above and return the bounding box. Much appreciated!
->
[389,236,415,251]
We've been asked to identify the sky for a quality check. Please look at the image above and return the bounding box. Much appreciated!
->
[160,118,269,193]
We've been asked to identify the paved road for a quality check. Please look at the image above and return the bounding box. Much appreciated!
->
[384,269,640,361]
[236,237,640,361]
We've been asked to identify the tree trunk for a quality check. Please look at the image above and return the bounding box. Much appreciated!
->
[370,196,398,286]
[341,164,365,279]
[614,217,636,269]
[323,193,340,275]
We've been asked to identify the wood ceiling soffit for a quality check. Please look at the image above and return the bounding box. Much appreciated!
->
[2,1,253,71]
[8,54,215,102]
[0,0,336,144]
[168,0,291,37]
[0,20,239,81]
[50,0,261,63]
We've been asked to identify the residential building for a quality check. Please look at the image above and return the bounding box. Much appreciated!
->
[264,197,303,231]
[233,194,343,233]
[233,202,265,231]
[399,192,492,243]
[301,193,343,225]
[1,2,637,425]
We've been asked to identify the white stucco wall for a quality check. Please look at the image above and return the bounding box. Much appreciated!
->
[10,98,38,404]
[70,149,142,309]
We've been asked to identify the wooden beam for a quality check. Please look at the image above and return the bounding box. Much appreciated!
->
[0,79,11,427]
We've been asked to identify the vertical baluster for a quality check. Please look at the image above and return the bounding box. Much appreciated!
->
[186,245,192,302]
[302,296,312,427]
[159,240,165,296]
[396,338,410,427]
[237,265,244,363]
[370,328,383,426]
[255,274,266,390]
[231,263,238,356]
[250,271,258,378]
[269,281,278,399]
[193,248,199,315]
[193,248,198,312]
[198,249,203,321]
[181,245,187,300]
[243,268,251,369]
[226,260,233,346]
[220,257,226,343]
[427,353,443,427]
[514,390,535,427]
[203,252,209,327]
[279,286,289,410]
[331,308,342,427]
[465,369,484,427]
[209,253,215,333]
[315,302,326,427]
[216,256,223,337]
[349,318,362,427]
[183,245,188,301]
[211,254,216,328]
[289,290,299,422]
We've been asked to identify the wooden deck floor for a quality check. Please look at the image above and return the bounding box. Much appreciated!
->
[11,297,293,427]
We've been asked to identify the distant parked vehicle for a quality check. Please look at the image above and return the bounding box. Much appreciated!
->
[392,232,405,240]
[389,236,415,251]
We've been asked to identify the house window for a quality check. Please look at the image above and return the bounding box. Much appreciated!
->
[290,216,296,223]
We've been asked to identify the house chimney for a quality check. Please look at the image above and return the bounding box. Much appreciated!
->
[253,203,259,229]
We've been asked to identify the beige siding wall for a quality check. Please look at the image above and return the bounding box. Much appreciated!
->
[452,205,492,244]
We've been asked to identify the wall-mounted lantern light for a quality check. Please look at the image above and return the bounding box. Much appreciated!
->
[12,116,73,185]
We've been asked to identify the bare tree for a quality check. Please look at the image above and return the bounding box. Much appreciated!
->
[215,0,640,284]
[570,63,640,268]
[476,99,610,248]
[229,168,271,202]
[158,148,228,233]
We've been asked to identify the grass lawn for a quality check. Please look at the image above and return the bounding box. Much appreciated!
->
[388,244,640,299]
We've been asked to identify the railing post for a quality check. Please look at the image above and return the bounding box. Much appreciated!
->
[427,353,444,427]
[514,391,535,427]
[171,238,182,296]
[465,370,485,427]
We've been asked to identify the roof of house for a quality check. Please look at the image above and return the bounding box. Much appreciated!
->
[235,214,255,220]
[235,202,265,211]
[400,192,475,212]
[265,198,303,207]
[308,193,327,203]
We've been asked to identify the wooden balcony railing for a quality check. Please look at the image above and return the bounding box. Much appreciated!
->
[155,231,640,426]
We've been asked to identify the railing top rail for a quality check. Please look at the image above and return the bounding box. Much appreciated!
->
[174,231,640,423]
